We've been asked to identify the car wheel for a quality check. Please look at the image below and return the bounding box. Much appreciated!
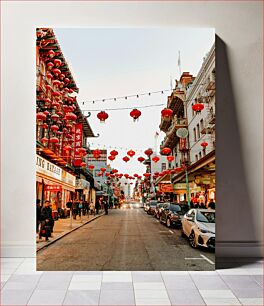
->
[189,231,197,248]
[166,218,171,228]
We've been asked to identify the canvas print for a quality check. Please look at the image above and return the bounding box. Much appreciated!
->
[36,28,215,270]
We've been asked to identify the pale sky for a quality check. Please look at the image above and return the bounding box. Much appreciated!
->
[54,28,214,180]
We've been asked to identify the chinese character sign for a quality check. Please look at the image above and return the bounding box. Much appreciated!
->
[73,124,83,166]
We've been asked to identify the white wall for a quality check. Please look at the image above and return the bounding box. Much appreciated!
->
[1,1,262,258]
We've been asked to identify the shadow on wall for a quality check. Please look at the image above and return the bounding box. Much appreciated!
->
[215,35,260,268]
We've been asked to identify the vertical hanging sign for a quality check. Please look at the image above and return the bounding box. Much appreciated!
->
[73,124,83,166]
[179,138,187,151]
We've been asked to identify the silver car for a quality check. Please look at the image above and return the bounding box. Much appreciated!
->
[182,209,215,249]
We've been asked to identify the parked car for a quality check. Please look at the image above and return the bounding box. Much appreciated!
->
[181,209,215,249]
[147,201,158,214]
[154,202,169,219]
[160,203,189,227]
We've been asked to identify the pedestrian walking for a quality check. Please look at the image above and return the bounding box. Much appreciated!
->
[36,199,42,234]
[103,200,109,215]
[78,200,83,218]
[199,201,206,209]
[90,202,95,216]
[95,199,100,215]
[72,200,78,219]
[40,200,54,241]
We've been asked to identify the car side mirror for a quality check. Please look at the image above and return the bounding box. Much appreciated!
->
[186,216,194,221]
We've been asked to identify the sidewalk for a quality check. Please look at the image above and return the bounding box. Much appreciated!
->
[37,211,104,251]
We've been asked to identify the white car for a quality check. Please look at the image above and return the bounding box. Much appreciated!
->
[182,209,215,249]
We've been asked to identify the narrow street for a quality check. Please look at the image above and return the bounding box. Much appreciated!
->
[37,206,215,271]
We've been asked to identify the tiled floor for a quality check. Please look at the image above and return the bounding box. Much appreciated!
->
[0,258,263,305]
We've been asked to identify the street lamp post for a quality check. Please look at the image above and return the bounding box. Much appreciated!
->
[185,166,191,209]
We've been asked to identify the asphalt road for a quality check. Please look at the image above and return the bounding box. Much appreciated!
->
[37,206,215,271]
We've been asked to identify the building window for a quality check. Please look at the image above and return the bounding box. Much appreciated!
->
[203,149,206,156]
[197,124,200,139]
[195,155,198,162]
[176,162,178,167]
[193,128,197,142]
[192,103,194,116]
[161,163,166,171]
[199,152,202,159]
[200,119,204,132]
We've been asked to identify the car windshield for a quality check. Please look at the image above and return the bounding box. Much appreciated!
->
[196,211,216,223]
[170,205,181,212]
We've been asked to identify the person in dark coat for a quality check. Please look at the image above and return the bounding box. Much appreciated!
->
[36,199,42,233]
[199,202,206,209]
[103,199,109,215]
[40,200,53,241]
[208,200,216,209]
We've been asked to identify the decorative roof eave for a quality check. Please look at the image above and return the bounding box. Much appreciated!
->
[37,28,79,93]
[171,150,215,184]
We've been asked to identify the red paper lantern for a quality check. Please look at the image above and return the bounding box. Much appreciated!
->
[47,62,54,70]
[134,174,138,177]
[60,74,65,80]
[80,162,86,167]
[53,68,61,76]
[106,173,110,177]
[137,157,145,163]
[65,112,77,121]
[161,108,173,120]
[93,149,101,156]
[192,103,204,112]
[123,156,130,162]
[101,167,106,172]
[112,169,118,174]
[201,141,208,147]
[51,114,60,121]
[108,155,115,161]
[110,150,118,156]
[49,137,59,143]
[78,148,87,155]
[97,111,109,123]
[41,137,49,143]
[143,173,151,178]
[54,59,62,67]
[45,84,52,91]
[154,172,160,176]
[167,155,174,162]
[64,78,70,84]
[63,145,72,151]
[47,50,55,58]
[36,112,46,123]
[42,123,48,129]
[127,150,135,157]
[130,108,141,121]
[161,147,171,155]
[52,80,61,87]
[89,164,95,170]
[152,156,160,163]
[46,72,53,79]
[51,125,59,132]
[144,149,153,157]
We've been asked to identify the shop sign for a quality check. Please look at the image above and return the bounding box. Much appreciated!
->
[174,182,195,190]
[45,185,62,192]
[76,179,90,190]
[159,183,174,193]
[73,124,83,167]
[62,170,76,186]
[179,138,187,151]
[36,155,62,180]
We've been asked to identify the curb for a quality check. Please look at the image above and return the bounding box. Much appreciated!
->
[37,213,104,252]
